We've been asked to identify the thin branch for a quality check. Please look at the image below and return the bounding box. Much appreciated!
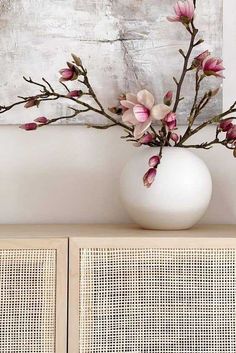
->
[0,99,28,113]
[181,138,235,150]
[86,123,117,129]
[38,109,90,126]
[172,23,198,113]
[23,76,48,92]
[42,78,54,92]
[177,101,236,146]
[191,101,236,136]
[189,70,203,120]
[1,69,132,132]
[60,81,70,93]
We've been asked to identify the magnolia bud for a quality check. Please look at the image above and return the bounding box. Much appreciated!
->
[170,132,179,143]
[139,133,155,144]
[226,126,236,140]
[24,98,39,108]
[34,116,48,124]
[163,91,173,106]
[143,168,157,188]
[67,90,83,98]
[219,119,233,132]
[149,155,161,168]
[208,86,221,97]
[59,64,80,82]
[163,112,177,130]
[19,123,37,131]
[192,50,211,68]
[71,53,82,67]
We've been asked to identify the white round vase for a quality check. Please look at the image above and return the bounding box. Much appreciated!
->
[120,147,212,230]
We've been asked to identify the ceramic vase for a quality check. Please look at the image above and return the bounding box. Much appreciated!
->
[120,147,212,230]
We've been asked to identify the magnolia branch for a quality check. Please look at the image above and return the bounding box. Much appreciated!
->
[0,70,132,132]
[172,21,199,113]
[177,101,236,147]
[181,139,235,150]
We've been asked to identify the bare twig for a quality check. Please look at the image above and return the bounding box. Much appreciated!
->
[60,81,70,93]
[23,77,48,92]
[86,123,117,129]
[172,22,199,113]
[1,65,132,132]
[38,109,90,126]
[177,101,236,147]
[42,78,54,92]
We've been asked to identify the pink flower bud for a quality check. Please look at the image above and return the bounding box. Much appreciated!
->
[149,155,161,168]
[163,91,173,106]
[19,123,38,131]
[170,132,179,142]
[219,119,233,132]
[24,98,39,108]
[139,133,155,144]
[59,63,79,82]
[193,50,211,67]
[34,116,48,124]
[163,112,177,130]
[66,90,83,98]
[226,125,236,141]
[202,56,225,78]
[143,168,157,188]
[71,53,82,67]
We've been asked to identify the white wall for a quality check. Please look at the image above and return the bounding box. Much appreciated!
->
[0,0,235,224]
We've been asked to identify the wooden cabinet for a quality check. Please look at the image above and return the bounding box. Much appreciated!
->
[0,225,235,353]
[68,225,236,353]
[0,237,67,353]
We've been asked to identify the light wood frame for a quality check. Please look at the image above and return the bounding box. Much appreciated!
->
[0,237,68,353]
[68,232,236,353]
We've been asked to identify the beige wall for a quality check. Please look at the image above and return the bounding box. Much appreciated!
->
[0,0,235,224]
[0,124,235,224]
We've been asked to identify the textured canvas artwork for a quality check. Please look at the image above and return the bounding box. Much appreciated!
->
[0,0,223,125]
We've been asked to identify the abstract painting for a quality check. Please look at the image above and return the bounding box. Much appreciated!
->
[0,0,223,125]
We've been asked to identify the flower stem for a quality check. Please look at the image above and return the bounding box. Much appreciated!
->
[172,24,198,113]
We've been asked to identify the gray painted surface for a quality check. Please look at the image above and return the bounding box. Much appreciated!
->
[0,0,222,125]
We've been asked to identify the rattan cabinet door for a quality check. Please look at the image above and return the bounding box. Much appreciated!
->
[69,236,236,353]
[0,238,67,353]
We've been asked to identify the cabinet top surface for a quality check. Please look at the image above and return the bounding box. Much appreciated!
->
[0,224,234,238]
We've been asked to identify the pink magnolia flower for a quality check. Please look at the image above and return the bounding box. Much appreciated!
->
[167,0,195,25]
[67,90,83,98]
[163,91,173,106]
[193,50,211,67]
[19,123,38,131]
[202,56,225,78]
[170,132,179,142]
[34,116,48,124]
[139,133,155,144]
[59,63,79,82]
[226,125,236,141]
[121,90,171,139]
[149,155,161,168]
[163,112,177,130]
[143,168,157,188]
[219,119,233,132]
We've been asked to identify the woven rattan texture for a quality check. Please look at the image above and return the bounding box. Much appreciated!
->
[0,249,56,353]
[79,248,235,353]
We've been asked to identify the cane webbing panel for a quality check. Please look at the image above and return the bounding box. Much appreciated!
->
[0,249,56,353]
[79,248,236,353]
